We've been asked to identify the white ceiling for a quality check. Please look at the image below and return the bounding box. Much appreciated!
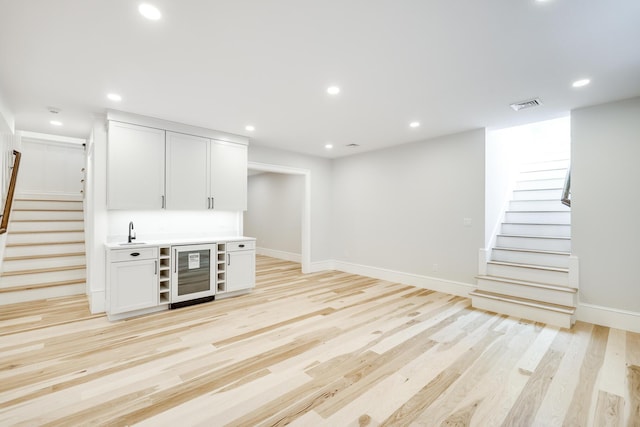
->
[1,0,639,158]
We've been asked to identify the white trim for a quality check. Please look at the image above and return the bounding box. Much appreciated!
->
[576,302,640,333]
[20,131,86,146]
[89,290,106,314]
[332,260,475,297]
[568,255,579,288]
[478,248,490,275]
[256,247,301,263]
[247,161,311,274]
[309,260,333,273]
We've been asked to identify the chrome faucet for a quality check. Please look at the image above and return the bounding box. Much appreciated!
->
[128,221,136,243]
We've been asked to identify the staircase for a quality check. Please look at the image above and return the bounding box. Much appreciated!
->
[0,197,86,305]
[471,159,576,328]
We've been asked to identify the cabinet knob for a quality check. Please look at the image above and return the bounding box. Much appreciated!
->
[239,244,245,248]
[130,252,140,257]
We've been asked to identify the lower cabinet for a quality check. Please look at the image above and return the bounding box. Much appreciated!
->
[108,248,159,315]
[225,241,256,293]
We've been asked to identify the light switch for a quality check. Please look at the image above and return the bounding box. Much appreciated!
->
[463,218,472,227]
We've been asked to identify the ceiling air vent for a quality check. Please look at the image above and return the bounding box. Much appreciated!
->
[346,143,360,147]
[510,98,542,111]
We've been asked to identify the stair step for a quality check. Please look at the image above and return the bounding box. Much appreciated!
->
[509,199,570,212]
[470,289,575,328]
[501,223,571,237]
[512,188,563,201]
[9,220,84,232]
[2,254,87,272]
[486,261,568,286]
[12,199,83,210]
[4,242,86,258]
[504,211,570,224]
[0,266,86,287]
[519,168,568,180]
[10,210,84,220]
[491,248,570,268]
[476,275,577,307]
[0,281,86,305]
[496,234,571,252]
[520,159,569,172]
[6,231,85,245]
[515,178,565,191]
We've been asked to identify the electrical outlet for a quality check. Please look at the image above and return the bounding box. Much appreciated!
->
[463,218,472,227]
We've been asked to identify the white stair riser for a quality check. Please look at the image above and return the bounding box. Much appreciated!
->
[519,169,567,180]
[7,231,85,245]
[486,263,568,286]
[504,211,570,224]
[520,160,569,172]
[471,294,573,328]
[496,235,571,252]
[0,283,86,305]
[491,249,569,269]
[4,243,86,258]
[509,200,570,212]
[477,278,576,307]
[515,178,565,191]
[9,221,84,232]
[12,200,84,210]
[2,255,87,272]
[512,189,563,201]
[501,223,571,237]
[11,210,84,221]
[0,268,86,287]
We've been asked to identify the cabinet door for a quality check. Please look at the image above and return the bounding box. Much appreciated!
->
[166,132,209,210]
[109,259,158,314]
[226,250,255,292]
[210,141,247,211]
[108,121,165,209]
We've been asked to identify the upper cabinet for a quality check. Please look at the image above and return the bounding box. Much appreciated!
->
[107,121,165,210]
[210,141,248,211]
[106,111,248,211]
[165,132,209,210]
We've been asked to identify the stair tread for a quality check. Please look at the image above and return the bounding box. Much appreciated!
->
[4,252,86,261]
[493,247,570,256]
[518,177,566,183]
[520,167,568,173]
[497,234,570,240]
[12,209,83,212]
[488,260,568,273]
[506,210,570,214]
[514,188,563,192]
[6,241,85,247]
[1,264,86,277]
[0,279,86,294]
[9,229,84,234]
[470,289,575,314]
[10,219,84,223]
[15,198,81,202]
[476,275,577,293]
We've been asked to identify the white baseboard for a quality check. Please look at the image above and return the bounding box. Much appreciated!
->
[309,260,333,273]
[89,290,106,314]
[256,247,301,263]
[576,302,640,333]
[332,260,475,297]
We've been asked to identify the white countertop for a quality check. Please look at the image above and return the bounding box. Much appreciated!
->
[105,235,256,249]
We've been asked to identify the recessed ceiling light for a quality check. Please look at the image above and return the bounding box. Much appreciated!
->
[572,78,591,88]
[50,120,63,126]
[107,93,122,102]
[245,125,255,132]
[139,3,162,20]
[327,86,340,95]
[409,121,420,128]
[325,143,333,149]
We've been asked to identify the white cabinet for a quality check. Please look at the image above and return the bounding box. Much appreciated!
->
[165,132,209,210]
[225,241,255,292]
[107,121,165,209]
[108,247,159,315]
[210,141,248,211]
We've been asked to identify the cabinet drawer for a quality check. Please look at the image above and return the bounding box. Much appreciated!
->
[226,241,255,252]
[110,247,158,262]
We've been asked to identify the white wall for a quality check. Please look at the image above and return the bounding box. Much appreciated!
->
[248,145,332,265]
[244,172,303,256]
[572,96,640,315]
[0,89,14,134]
[331,129,485,288]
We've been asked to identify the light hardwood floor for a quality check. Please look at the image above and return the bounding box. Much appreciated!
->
[0,256,638,426]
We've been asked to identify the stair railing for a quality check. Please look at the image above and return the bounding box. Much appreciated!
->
[561,164,571,207]
[0,150,22,234]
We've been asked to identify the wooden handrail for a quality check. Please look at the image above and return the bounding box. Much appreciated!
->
[561,164,571,207]
[0,150,22,234]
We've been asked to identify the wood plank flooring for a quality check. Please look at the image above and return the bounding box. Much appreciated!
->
[0,255,638,426]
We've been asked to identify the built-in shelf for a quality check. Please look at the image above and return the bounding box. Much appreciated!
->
[217,243,226,293]
[159,246,171,304]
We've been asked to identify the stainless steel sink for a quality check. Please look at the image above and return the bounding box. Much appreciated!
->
[118,242,147,246]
